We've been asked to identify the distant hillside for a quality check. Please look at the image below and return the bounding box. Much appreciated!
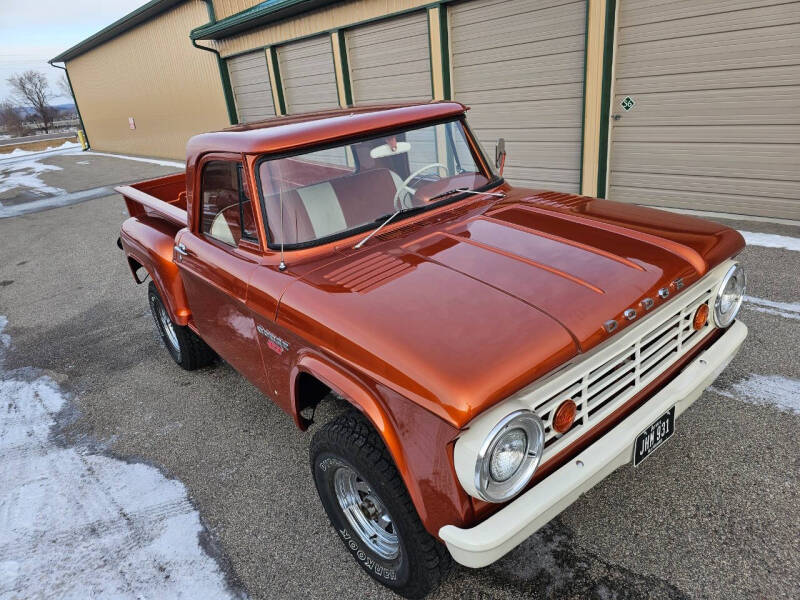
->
[14,103,76,117]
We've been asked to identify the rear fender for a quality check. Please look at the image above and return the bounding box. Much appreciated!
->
[120,216,191,325]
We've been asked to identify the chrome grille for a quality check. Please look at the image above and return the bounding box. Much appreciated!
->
[517,284,715,456]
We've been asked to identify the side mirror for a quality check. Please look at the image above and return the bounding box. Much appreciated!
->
[495,138,506,176]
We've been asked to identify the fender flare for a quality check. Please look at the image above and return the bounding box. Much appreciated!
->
[120,217,191,325]
[290,353,433,527]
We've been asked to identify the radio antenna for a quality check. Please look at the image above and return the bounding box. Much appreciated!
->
[278,186,286,271]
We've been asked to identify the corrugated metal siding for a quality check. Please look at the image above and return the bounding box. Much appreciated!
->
[216,0,432,58]
[346,11,432,103]
[277,35,339,113]
[227,51,276,122]
[65,0,229,160]
[450,0,587,193]
[212,0,260,20]
[609,0,800,219]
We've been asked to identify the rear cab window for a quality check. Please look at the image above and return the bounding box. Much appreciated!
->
[200,160,258,246]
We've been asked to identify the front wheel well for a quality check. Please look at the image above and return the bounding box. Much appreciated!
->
[295,372,337,429]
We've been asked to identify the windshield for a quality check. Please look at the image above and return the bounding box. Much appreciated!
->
[257,119,493,247]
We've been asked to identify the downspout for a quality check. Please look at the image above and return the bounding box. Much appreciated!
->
[48,60,90,149]
[193,0,238,125]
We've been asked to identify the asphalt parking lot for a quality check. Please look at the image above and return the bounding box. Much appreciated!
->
[1,151,798,599]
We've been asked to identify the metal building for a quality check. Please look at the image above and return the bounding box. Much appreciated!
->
[51,0,800,219]
[50,0,233,160]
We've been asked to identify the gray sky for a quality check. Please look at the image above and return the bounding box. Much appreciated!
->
[0,0,145,104]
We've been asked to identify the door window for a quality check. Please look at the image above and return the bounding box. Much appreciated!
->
[200,161,257,246]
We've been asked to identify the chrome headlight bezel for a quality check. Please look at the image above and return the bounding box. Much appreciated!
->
[713,263,746,328]
[474,410,545,503]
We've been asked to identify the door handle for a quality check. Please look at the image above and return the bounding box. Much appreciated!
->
[174,243,191,257]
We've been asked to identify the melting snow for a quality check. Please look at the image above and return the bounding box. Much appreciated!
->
[0,155,65,197]
[711,374,800,415]
[739,231,800,252]
[744,296,800,321]
[0,316,242,599]
[70,150,184,169]
[0,316,8,348]
[2,140,80,158]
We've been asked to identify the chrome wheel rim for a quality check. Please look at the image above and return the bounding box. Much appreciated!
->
[333,465,399,560]
[154,298,179,352]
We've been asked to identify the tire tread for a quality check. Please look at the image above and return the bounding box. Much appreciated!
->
[310,410,452,599]
[148,281,216,370]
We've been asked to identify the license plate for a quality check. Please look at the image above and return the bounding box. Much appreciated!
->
[633,406,675,466]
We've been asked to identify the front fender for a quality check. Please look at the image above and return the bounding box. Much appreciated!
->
[291,353,474,538]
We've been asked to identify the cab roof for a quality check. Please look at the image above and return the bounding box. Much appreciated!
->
[186,102,468,158]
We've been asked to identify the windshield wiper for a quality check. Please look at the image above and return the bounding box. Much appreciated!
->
[427,187,506,202]
[354,206,422,249]
[354,188,506,249]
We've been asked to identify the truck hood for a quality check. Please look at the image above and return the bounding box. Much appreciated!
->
[277,189,744,426]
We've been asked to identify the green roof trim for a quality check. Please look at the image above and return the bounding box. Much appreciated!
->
[191,0,338,40]
[50,0,184,63]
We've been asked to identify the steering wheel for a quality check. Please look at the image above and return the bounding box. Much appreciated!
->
[393,162,449,209]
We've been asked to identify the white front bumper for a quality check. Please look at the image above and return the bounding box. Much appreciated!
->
[439,320,747,568]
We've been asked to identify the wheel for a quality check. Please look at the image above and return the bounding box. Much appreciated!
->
[147,281,216,370]
[310,410,452,599]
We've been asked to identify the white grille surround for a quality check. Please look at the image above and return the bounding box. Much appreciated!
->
[532,282,714,460]
[453,260,739,500]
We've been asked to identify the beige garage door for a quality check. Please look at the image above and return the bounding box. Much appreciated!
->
[450,0,587,193]
[346,11,432,104]
[227,51,275,123]
[609,0,800,219]
[277,35,340,114]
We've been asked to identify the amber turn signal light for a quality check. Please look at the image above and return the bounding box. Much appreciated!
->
[693,304,709,330]
[553,399,577,434]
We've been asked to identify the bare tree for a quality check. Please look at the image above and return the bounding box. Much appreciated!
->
[57,73,71,98]
[7,70,58,133]
[0,101,26,137]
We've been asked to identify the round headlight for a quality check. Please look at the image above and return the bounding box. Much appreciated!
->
[489,428,527,482]
[714,264,746,328]
[475,410,545,503]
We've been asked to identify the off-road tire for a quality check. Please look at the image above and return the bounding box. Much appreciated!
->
[310,410,452,599]
[147,281,216,370]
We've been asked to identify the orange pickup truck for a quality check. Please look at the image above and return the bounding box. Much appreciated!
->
[118,102,747,598]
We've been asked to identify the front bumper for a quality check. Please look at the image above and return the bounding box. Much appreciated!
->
[439,320,747,568]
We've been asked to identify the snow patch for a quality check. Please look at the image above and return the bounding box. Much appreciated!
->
[71,149,184,169]
[0,185,117,219]
[739,231,800,252]
[2,140,80,157]
[744,296,800,321]
[711,374,800,415]
[0,316,8,349]
[0,154,64,197]
[0,316,242,599]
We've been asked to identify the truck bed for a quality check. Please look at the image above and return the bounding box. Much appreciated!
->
[116,172,187,227]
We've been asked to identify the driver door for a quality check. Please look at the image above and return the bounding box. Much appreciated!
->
[176,156,268,390]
